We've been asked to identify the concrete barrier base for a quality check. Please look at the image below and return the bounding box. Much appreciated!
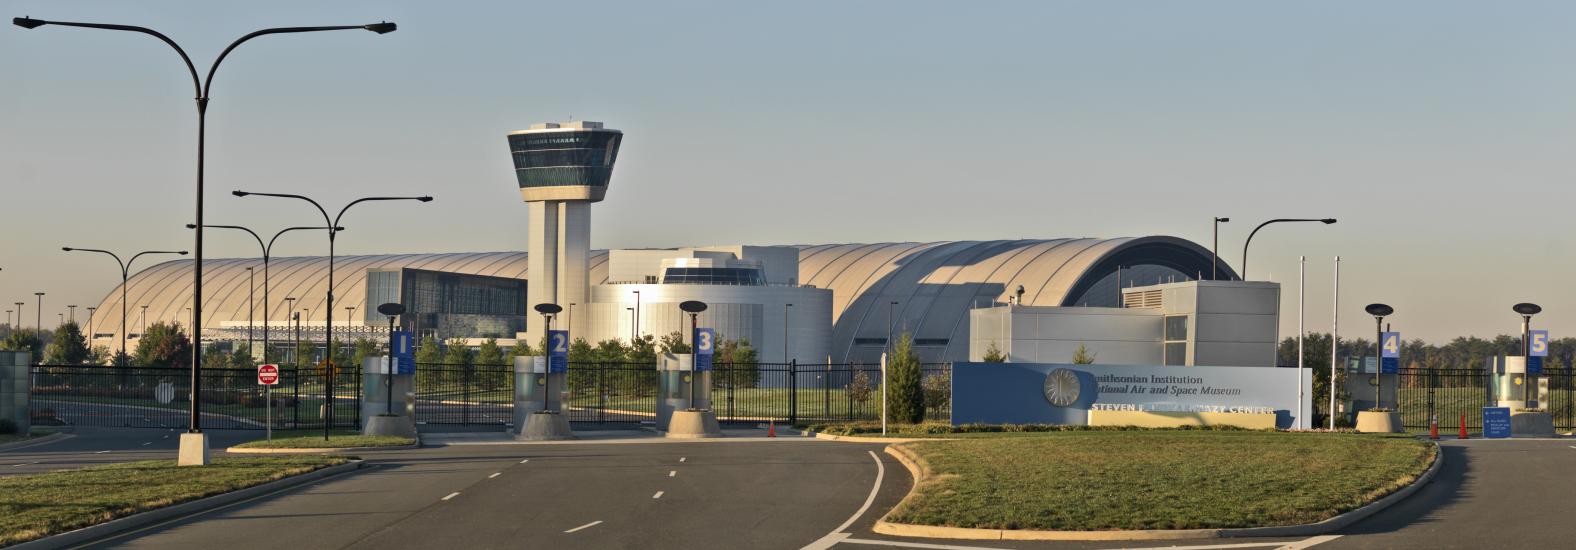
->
[177,432,210,466]
[666,409,722,439]
[363,414,416,438]
[1355,410,1404,433]
[518,411,575,441]
[1512,411,1556,437]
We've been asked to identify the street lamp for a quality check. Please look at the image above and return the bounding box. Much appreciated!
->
[1514,302,1542,409]
[63,248,186,365]
[16,13,397,461]
[86,307,97,346]
[534,303,563,413]
[887,300,899,355]
[11,304,21,332]
[231,191,430,440]
[141,305,149,335]
[633,290,641,339]
[34,292,44,333]
[1212,217,1230,280]
[192,224,339,365]
[376,302,405,416]
[67,305,77,325]
[784,303,793,363]
[626,307,635,341]
[679,300,708,410]
[1241,218,1337,280]
[1364,303,1393,411]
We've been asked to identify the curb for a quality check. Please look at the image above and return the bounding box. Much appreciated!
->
[0,432,72,452]
[226,443,418,454]
[808,431,948,444]
[10,459,365,550]
[874,440,1444,541]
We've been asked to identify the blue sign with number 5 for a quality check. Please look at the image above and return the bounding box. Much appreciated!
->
[694,328,715,371]
[547,330,569,373]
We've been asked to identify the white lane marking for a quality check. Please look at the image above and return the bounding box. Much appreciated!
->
[141,442,152,446]
[489,472,501,479]
[679,457,686,462]
[1120,538,1341,550]
[838,537,1005,549]
[520,459,530,464]
[669,470,676,477]
[441,492,461,501]
[95,450,111,454]
[652,491,664,499]
[163,435,169,439]
[11,462,38,467]
[1274,535,1344,550]
[801,450,885,550]
[564,520,603,533]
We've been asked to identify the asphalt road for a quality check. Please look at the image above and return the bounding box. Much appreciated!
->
[10,432,1574,549]
[0,427,263,476]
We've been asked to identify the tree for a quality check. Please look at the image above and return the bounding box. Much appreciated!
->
[568,337,594,363]
[202,342,230,369]
[885,332,925,423]
[981,341,1007,363]
[1,330,44,359]
[135,322,192,369]
[230,343,256,370]
[476,338,506,366]
[627,334,657,365]
[592,339,628,363]
[716,337,760,388]
[658,331,690,354]
[351,338,378,369]
[442,338,474,366]
[510,339,537,357]
[1072,343,1096,364]
[415,336,443,365]
[43,322,90,365]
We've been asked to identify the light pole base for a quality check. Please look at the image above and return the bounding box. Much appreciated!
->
[1511,411,1555,438]
[1354,411,1404,433]
[665,409,722,439]
[517,411,574,441]
[178,432,211,466]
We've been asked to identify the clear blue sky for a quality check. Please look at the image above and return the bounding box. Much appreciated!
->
[4,1,1576,342]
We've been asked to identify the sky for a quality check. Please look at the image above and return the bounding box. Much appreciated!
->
[3,1,1576,343]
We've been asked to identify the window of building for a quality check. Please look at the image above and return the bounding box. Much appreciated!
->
[1163,315,1188,366]
[853,337,887,346]
[661,267,766,286]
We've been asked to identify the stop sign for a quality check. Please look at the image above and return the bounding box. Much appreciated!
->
[257,364,280,386]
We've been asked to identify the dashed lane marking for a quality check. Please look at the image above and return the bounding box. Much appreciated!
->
[95,450,110,454]
[669,470,676,477]
[679,457,686,462]
[520,459,530,463]
[652,491,664,499]
[489,473,501,479]
[564,520,603,533]
[442,492,461,501]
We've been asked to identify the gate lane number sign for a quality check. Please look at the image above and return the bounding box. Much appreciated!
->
[694,328,715,372]
[1482,406,1512,439]
[1380,331,1401,374]
[1528,330,1549,375]
[547,330,569,374]
[257,363,280,386]
[390,330,416,375]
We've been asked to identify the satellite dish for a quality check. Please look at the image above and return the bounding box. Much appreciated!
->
[534,303,563,315]
[1364,303,1394,317]
[679,300,708,314]
[1513,303,1542,316]
[376,303,405,316]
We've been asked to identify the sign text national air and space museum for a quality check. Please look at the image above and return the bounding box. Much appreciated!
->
[952,362,1312,429]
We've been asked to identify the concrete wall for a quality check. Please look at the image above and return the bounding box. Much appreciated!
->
[0,351,30,434]
[969,306,1162,365]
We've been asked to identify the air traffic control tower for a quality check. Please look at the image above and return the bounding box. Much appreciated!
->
[508,121,623,343]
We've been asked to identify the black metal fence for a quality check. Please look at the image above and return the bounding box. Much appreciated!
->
[413,363,512,426]
[1396,366,1576,434]
[30,364,360,430]
[710,362,952,425]
[564,362,659,424]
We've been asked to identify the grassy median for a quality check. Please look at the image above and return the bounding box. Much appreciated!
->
[0,456,350,546]
[232,429,414,449]
[885,431,1434,531]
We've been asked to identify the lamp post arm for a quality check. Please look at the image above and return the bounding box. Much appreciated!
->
[65,248,126,277]
[126,250,187,275]
[21,20,201,98]
[203,26,365,97]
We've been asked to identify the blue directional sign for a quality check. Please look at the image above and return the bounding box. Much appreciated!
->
[547,330,569,374]
[390,331,416,375]
[1482,407,1512,439]
[1380,332,1401,374]
[694,328,715,372]
[1528,330,1549,375]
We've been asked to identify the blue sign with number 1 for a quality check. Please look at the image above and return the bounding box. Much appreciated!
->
[547,330,569,374]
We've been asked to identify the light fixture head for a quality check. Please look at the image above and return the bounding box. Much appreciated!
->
[1320,218,1337,224]
[13,17,45,29]
[1513,303,1542,316]
[417,196,434,202]
[1216,217,1230,222]
[377,303,405,316]
[679,300,708,314]
[1364,303,1393,317]
[231,190,250,197]
[364,21,397,34]
[61,247,72,251]
[534,303,563,315]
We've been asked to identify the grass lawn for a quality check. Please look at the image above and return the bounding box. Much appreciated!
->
[886,431,1434,531]
[232,429,414,449]
[0,456,349,546]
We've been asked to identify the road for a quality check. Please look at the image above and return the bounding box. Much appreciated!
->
[0,427,262,476]
[7,432,1573,549]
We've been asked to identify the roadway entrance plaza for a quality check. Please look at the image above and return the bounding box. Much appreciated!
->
[2,431,1561,549]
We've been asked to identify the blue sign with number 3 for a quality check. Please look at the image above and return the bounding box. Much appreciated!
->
[694,328,715,371]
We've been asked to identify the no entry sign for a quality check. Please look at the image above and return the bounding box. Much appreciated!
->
[257,363,280,386]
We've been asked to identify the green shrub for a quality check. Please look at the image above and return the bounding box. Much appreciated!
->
[886,333,924,424]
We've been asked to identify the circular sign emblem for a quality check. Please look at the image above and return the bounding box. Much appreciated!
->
[154,381,175,404]
[257,364,280,386]
[1043,368,1081,407]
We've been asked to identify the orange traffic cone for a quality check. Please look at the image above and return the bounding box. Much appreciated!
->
[1459,413,1469,439]
[768,419,777,438]
[1430,418,1439,440]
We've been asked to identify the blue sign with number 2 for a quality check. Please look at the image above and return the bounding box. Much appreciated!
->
[547,330,568,373]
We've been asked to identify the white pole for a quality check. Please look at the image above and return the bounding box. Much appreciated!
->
[881,352,888,436]
[1329,256,1341,430]
[1298,256,1305,430]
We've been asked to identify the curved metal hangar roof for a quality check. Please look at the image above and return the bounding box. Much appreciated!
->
[88,236,1234,362]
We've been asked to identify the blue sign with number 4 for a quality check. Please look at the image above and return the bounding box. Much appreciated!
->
[1380,331,1401,374]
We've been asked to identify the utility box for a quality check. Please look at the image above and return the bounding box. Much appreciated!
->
[656,354,711,430]
[361,356,416,436]
[0,352,31,436]
[1490,356,1536,410]
[513,356,567,431]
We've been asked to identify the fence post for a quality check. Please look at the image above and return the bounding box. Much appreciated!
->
[463,364,472,425]
[292,365,300,429]
[788,360,798,427]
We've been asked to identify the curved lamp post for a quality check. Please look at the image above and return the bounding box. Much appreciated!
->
[190,224,340,366]
[679,300,708,410]
[1364,303,1393,411]
[16,15,396,455]
[63,248,187,365]
[232,191,430,441]
[1241,218,1336,280]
